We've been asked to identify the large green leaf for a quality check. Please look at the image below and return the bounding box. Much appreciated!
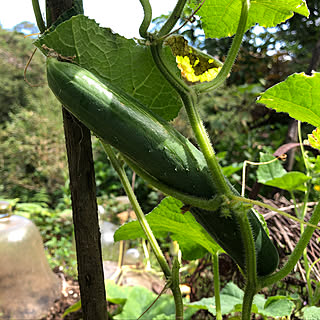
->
[63,280,197,319]
[264,171,311,192]
[258,72,320,128]
[187,282,264,316]
[35,15,182,120]
[186,282,294,318]
[113,285,173,320]
[257,153,310,191]
[104,280,196,320]
[114,197,221,260]
[186,282,244,315]
[261,296,295,318]
[191,0,309,38]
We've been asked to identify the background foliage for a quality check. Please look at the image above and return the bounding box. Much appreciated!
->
[0,27,67,204]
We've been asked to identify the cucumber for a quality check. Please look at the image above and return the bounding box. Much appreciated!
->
[46,58,278,276]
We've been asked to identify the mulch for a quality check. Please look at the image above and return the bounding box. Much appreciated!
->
[42,270,82,320]
[259,193,320,283]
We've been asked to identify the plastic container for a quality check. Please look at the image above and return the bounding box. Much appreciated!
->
[0,201,61,319]
[100,221,120,262]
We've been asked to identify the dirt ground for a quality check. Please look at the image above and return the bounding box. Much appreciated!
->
[42,270,82,320]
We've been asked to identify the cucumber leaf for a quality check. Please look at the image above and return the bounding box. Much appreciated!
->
[186,282,294,318]
[257,153,287,184]
[258,72,320,128]
[263,172,311,192]
[257,153,311,191]
[186,282,245,316]
[187,282,264,317]
[63,281,197,320]
[114,197,222,260]
[106,280,196,320]
[35,15,182,120]
[190,0,309,38]
[261,297,295,318]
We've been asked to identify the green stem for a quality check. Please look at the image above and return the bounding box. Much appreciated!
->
[290,191,312,297]
[101,143,172,279]
[195,0,250,94]
[302,230,313,301]
[308,258,320,305]
[158,0,187,37]
[240,213,257,281]
[236,191,319,293]
[297,120,312,222]
[290,192,311,294]
[171,257,184,320]
[238,207,257,320]
[297,122,314,301]
[290,191,301,219]
[151,0,249,197]
[297,120,312,223]
[298,121,310,176]
[138,0,152,38]
[150,42,191,95]
[32,0,46,33]
[213,251,222,320]
[312,284,320,306]
[242,284,255,320]
[259,202,320,288]
[232,196,320,229]
[183,93,231,195]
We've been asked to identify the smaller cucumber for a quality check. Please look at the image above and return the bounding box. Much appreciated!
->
[46,58,279,276]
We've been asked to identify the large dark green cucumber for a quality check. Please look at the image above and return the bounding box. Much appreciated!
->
[47,59,213,199]
[46,58,278,275]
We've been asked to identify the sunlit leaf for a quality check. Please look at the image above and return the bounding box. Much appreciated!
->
[114,197,221,260]
[258,72,320,128]
[190,0,309,38]
[264,172,311,192]
[186,282,294,318]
